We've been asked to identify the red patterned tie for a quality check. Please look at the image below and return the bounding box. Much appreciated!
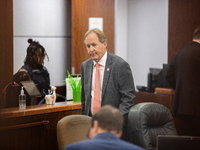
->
[93,63,100,114]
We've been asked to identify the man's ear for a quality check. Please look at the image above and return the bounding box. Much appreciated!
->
[103,41,107,48]
[116,131,122,138]
[89,120,99,139]
[93,120,99,132]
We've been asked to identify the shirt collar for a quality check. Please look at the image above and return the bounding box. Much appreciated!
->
[93,51,107,67]
[193,40,200,44]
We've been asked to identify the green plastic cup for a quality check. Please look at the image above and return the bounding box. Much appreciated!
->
[73,91,81,102]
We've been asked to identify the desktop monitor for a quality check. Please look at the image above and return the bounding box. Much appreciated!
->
[20,81,41,97]
[136,64,171,93]
[157,135,200,150]
[156,64,171,88]
[147,68,162,92]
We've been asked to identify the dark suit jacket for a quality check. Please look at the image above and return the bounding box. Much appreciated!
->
[64,132,144,150]
[166,42,200,116]
[81,52,135,116]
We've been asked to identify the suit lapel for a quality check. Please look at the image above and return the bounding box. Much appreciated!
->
[102,53,112,99]
[86,59,93,98]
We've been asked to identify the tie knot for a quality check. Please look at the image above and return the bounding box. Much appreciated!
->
[96,63,100,68]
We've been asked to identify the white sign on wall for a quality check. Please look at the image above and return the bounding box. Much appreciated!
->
[89,17,103,31]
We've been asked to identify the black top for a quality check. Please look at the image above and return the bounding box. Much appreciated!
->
[19,65,50,103]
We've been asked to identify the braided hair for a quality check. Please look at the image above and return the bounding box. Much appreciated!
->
[24,39,49,68]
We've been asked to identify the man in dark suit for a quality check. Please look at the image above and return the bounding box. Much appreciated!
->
[166,25,200,136]
[64,105,144,150]
[81,28,135,141]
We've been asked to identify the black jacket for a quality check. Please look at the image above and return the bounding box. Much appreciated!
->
[166,42,200,116]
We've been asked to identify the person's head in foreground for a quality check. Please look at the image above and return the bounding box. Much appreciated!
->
[64,105,145,150]
[89,105,123,139]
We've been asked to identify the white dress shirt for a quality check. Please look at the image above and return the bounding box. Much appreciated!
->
[91,51,107,114]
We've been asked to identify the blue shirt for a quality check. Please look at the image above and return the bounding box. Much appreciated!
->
[64,132,144,150]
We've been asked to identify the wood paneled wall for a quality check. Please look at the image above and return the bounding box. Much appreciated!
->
[168,0,200,62]
[1,0,200,99]
[71,0,114,74]
[0,0,13,104]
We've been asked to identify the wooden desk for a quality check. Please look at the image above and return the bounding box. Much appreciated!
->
[135,89,174,110]
[0,101,81,150]
[0,88,179,149]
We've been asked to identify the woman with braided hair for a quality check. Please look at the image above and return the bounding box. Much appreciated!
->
[19,39,50,104]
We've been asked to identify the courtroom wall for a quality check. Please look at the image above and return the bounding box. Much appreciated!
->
[13,0,71,86]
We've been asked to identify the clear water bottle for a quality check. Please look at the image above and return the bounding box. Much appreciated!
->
[19,86,26,108]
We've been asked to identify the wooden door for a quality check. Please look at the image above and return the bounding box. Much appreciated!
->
[71,0,114,74]
[0,0,13,107]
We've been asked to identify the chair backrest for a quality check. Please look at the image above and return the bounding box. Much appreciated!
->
[128,102,177,150]
[57,115,91,150]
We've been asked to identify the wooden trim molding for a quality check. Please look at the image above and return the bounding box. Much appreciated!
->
[155,88,175,95]
[0,101,81,119]
[0,120,49,131]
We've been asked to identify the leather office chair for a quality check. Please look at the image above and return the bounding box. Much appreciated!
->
[57,115,91,150]
[128,102,177,150]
